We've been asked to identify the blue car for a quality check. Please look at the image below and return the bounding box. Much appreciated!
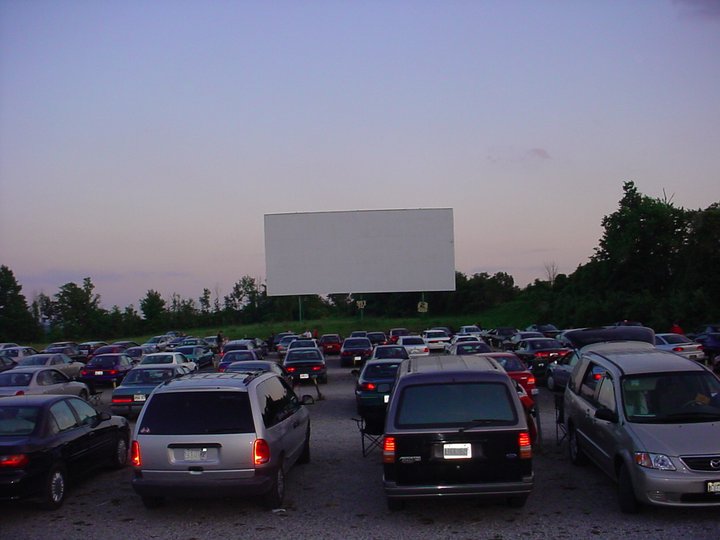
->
[110,365,189,417]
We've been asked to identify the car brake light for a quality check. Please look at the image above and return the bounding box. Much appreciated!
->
[81,370,89,376]
[383,436,396,463]
[423,347,429,353]
[672,347,684,352]
[14,390,24,396]
[131,441,141,467]
[518,432,532,459]
[253,438,270,465]
[360,382,376,391]
[0,454,29,468]
[535,351,550,358]
[527,376,536,386]
[112,396,133,403]
[286,366,296,372]
[311,366,323,371]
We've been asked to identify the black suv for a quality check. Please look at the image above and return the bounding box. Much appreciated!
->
[382,355,534,510]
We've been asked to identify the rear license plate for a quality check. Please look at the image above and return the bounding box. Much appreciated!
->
[443,443,472,459]
[689,354,698,359]
[133,394,146,402]
[183,448,207,461]
[383,394,390,403]
[707,481,720,493]
[354,356,361,361]
[95,371,103,375]
[300,373,309,379]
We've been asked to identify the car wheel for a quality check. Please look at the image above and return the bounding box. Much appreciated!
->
[298,427,311,464]
[40,464,67,510]
[618,464,640,514]
[507,495,528,508]
[110,435,129,469]
[262,459,286,509]
[546,374,556,392]
[141,496,164,509]
[78,389,89,401]
[387,498,404,511]
[568,426,588,466]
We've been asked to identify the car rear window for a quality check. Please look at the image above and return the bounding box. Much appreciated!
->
[0,372,32,386]
[374,347,408,359]
[320,335,340,344]
[143,355,174,364]
[224,351,255,361]
[395,382,517,428]
[286,350,322,362]
[456,343,491,354]
[345,338,371,348]
[363,363,400,379]
[0,405,39,435]
[124,368,175,384]
[139,391,254,435]
[88,356,117,369]
[402,337,424,345]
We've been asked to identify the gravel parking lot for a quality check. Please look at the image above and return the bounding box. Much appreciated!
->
[3,355,719,539]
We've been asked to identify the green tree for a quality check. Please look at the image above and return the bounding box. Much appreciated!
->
[0,265,38,341]
[140,290,166,330]
[53,277,102,338]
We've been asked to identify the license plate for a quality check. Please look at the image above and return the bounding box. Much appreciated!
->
[183,448,206,461]
[300,373,309,379]
[531,388,539,395]
[707,481,720,493]
[443,443,472,459]
[689,354,698,359]
[133,394,146,402]
[354,356,361,361]
[95,371,103,375]
[383,394,390,403]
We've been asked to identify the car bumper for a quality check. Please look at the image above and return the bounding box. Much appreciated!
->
[131,469,274,499]
[633,465,720,506]
[383,475,534,500]
[0,469,41,501]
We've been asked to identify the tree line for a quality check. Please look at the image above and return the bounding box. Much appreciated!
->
[1,182,717,342]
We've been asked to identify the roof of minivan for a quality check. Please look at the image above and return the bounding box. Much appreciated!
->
[586,346,706,375]
[151,372,266,391]
[399,355,506,376]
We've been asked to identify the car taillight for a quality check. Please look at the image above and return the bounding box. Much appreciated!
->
[131,441,141,467]
[423,347,429,353]
[286,366,296,372]
[311,366,323,371]
[217,366,226,372]
[383,436,396,463]
[253,438,270,465]
[14,390,24,396]
[535,351,551,358]
[360,382,377,391]
[0,454,29,468]
[81,370,89,376]
[519,431,532,459]
[112,396,133,403]
[527,376,536,386]
[672,347,685,352]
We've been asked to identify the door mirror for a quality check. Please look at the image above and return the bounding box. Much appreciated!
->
[595,407,618,423]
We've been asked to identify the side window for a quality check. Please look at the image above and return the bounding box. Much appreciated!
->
[49,400,79,433]
[51,356,62,365]
[258,377,291,428]
[36,371,51,386]
[596,376,617,412]
[68,398,98,426]
[579,363,605,401]
[48,370,69,384]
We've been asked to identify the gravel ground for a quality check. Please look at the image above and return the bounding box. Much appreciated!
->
[2,356,719,539]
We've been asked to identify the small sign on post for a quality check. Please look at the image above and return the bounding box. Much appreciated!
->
[417,301,428,313]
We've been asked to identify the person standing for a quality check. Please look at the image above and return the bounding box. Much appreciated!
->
[670,322,684,335]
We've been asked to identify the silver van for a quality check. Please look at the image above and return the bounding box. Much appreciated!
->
[130,371,312,509]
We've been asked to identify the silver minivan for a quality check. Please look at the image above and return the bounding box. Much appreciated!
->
[131,371,312,509]
[564,339,720,512]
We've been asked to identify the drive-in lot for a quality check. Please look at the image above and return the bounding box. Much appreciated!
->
[3,356,719,539]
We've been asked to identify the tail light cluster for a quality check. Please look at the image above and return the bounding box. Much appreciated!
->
[253,438,270,465]
[112,396,133,404]
[360,382,377,391]
[382,436,396,464]
[0,454,29,468]
[519,432,532,459]
[131,441,142,467]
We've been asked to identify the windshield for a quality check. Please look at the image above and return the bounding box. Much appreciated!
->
[622,371,720,423]
[123,368,176,385]
[0,372,32,386]
[142,355,174,364]
[0,405,40,435]
[489,354,526,372]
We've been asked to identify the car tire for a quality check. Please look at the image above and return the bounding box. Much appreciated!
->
[298,427,311,464]
[141,496,164,509]
[618,464,640,514]
[546,374,556,392]
[387,498,404,511]
[568,426,588,466]
[262,459,286,509]
[110,435,129,469]
[507,495,528,508]
[40,464,67,510]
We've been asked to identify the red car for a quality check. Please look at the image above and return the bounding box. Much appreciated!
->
[318,334,342,355]
[388,328,409,344]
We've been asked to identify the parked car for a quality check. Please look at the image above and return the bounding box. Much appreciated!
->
[397,335,429,357]
[504,331,544,350]
[354,358,402,432]
[458,325,482,338]
[164,337,186,351]
[526,324,561,338]
[16,354,84,379]
[564,339,720,513]
[340,337,374,367]
[125,345,157,365]
[0,368,90,399]
[287,339,319,353]
[138,352,197,372]
[92,344,129,357]
[318,334,342,355]
[693,332,720,366]
[0,394,130,509]
[0,346,39,363]
[0,356,18,373]
[445,341,492,355]
[174,346,215,369]
[545,350,581,392]
[421,330,451,351]
[0,343,20,350]
[130,371,313,509]
[370,345,410,361]
[217,350,262,372]
[388,328,410,344]
[513,338,571,383]
[142,336,171,351]
[110,365,189,417]
[78,353,135,388]
[483,327,519,349]
[367,332,388,347]
[283,348,327,384]
[382,355,533,510]
[78,341,108,361]
[654,333,705,362]
[477,352,538,398]
[275,335,299,356]
[43,343,81,360]
[113,341,140,349]
[225,360,293,386]
[350,331,368,338]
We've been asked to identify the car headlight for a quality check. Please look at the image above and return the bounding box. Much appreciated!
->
[634,452,676,471]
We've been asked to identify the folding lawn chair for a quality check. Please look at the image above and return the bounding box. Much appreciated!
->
[352,416,384,457]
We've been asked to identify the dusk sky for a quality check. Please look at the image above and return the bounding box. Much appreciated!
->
[1,1,719,310]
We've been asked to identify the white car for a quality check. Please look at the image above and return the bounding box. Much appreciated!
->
[458,326,483,338]
[143,335,171,351]
[655,333,706,362]
[444,334,481,353]
[0,367,90,398]
[421,330,451,351]
[16,354,84,379]
[139,352,197,372]
[398,335,429,357]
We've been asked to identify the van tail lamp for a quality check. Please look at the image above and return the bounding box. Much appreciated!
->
[383,436,396,464]
[0,454,29,468]
[518,432,532,459]
[253,438,270,465]
[131,441,142,467]
[14,390,25,396]
[360,382,377,391]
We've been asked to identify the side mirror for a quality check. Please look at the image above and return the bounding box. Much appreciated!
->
[595,407,618,423]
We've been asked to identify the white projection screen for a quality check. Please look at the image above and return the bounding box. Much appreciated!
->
[264,209,456,296]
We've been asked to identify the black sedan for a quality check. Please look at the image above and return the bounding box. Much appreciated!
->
[283,348,327,384]
[513,338,571,382]
[0,394,130,509]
